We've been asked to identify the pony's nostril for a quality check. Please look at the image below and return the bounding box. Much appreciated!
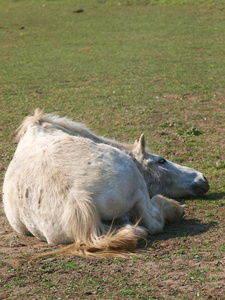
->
[203,175,208,182]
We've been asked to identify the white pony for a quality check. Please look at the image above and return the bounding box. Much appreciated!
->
[3,109,209,258]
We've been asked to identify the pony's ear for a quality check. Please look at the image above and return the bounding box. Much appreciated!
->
[133,138,139,147]
[133,134,146,155]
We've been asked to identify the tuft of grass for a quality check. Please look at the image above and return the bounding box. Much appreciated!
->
[176,126,202,137]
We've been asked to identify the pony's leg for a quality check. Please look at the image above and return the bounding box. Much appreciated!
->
[150,195,185,224]
[133,191,184,234]
[132,190,165,234]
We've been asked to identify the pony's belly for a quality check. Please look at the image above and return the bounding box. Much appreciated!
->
[93,196,133,221]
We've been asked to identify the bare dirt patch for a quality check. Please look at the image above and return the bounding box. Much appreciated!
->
[1,196,225,299]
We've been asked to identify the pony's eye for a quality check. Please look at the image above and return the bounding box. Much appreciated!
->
[158,158,166,164]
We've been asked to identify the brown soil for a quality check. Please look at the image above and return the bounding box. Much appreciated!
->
[1,197,225,300]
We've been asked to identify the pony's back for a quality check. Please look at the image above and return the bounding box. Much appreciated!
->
[17,108,134,151]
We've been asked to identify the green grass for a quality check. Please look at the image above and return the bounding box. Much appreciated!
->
[1,1,224,118]
[1,1,224,178]
[1,0,225,299]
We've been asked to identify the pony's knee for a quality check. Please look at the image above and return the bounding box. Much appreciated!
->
[134,204,165,234]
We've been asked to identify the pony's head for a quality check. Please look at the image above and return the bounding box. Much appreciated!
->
[130,134,209,198]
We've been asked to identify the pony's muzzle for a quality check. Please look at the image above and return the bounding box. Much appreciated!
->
[191,175,210,196]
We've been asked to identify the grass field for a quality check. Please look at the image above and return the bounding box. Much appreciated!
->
[1,0,225,299]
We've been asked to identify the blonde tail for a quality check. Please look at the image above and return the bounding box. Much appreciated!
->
[31,223,147,260]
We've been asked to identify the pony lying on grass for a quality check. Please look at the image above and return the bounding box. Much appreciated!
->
[3,109,209,258]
